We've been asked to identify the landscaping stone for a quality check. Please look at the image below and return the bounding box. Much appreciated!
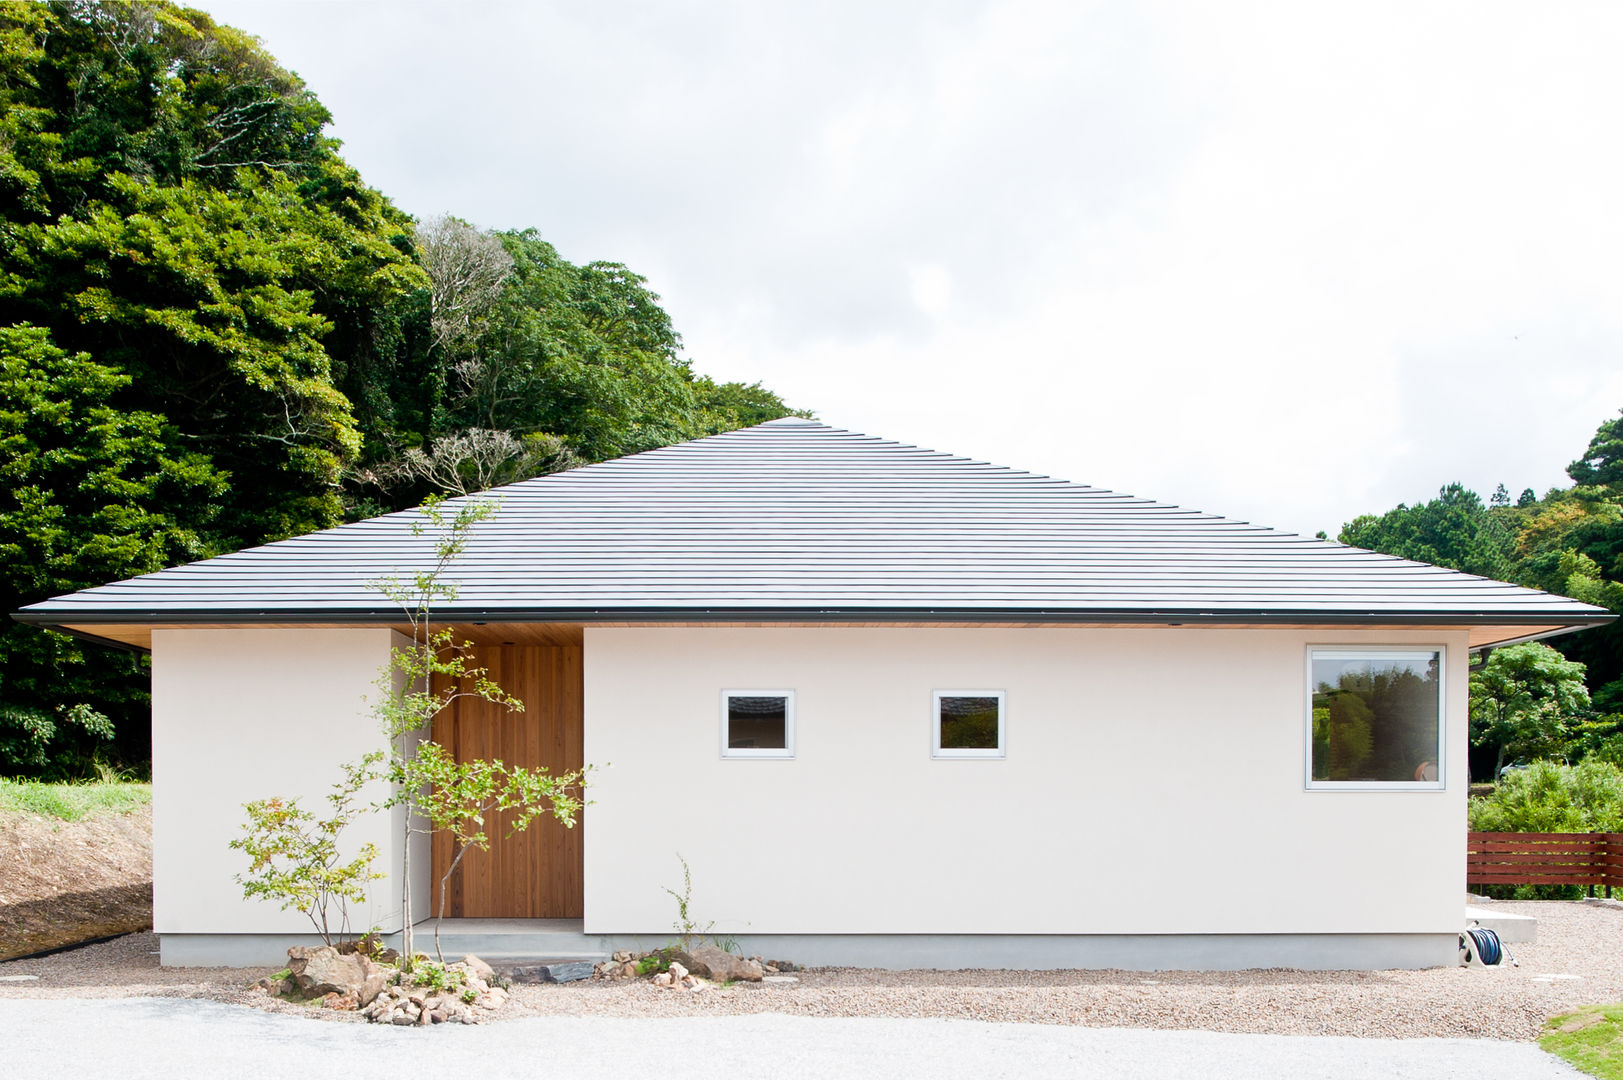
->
[358,970,388,1007]
[651,961,707,992]
[286,945,376,997]
[347,956,505,1025]
[685,944,762,982]
[534,961,595,983]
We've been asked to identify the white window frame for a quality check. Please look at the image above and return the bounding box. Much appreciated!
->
[932,689,1006,759]
[1304,646,1445,792]
[720,689,796,759]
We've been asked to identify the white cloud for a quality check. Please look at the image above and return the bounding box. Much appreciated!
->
[208,0,1623,535]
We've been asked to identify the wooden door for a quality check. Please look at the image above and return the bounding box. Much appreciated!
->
[430,644,584,918]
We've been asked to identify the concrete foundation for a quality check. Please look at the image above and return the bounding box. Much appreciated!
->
[160,924,1459,971]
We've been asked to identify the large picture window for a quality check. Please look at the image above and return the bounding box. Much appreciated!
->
[721,690,795,759]
[1307,649,1443,789]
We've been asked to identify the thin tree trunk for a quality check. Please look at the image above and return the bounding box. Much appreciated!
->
[434,839,468,965]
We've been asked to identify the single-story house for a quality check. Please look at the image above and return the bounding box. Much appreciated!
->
[16,419,1614,970]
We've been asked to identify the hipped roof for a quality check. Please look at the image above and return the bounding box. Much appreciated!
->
[15,419,1614,641]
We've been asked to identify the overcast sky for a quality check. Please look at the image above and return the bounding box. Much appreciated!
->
[205,0,1623,536]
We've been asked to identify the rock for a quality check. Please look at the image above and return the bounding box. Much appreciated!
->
[668,962,688,981]
[612,950,632,963]
[391,1011,416,1026]
[651,972,674,987]
[534,961,595,983]
[685,945,762,982]
[461,955,496,983]
[286,945,376,997]
[321,991,359,1010]
[358,971,389,1007]
[618,961,640,978]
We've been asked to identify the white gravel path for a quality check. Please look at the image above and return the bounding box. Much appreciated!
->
[1,998,1582,1080]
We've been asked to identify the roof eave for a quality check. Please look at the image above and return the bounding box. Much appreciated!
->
[14,605,1615,628]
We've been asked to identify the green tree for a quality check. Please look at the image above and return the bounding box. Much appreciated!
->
[371,497,585,967]
[1469,642,1591,777]
[1568,408,1623,492]
[0,324,225,775]
[0,0,804,778]
[1339,483,1517,580]
[230,752,386,946]
[0,0,426,548]
[364,225,810,503]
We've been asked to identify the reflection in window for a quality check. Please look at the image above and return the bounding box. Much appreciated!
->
[722,691,793,758]
[1310,651,1441,785]
[934,691,1005,758]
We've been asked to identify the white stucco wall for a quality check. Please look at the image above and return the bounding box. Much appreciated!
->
[581,626,1469,936]
[149,628,426,937]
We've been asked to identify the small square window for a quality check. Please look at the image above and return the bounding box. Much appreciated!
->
[933,691,1005,758]
[721,690,795,759]
[1307,648,1444,790]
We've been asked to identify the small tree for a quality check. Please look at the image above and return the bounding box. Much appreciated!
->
[405,741,584,961]
[230,752,385,945]
[373,494,586,968]
[1470,642,1591,777]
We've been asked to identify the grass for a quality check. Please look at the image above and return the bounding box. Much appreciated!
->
[1542,1005,1623,1079]
[0,778,152,821]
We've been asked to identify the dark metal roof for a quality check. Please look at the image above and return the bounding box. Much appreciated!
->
[14,419,1615,628]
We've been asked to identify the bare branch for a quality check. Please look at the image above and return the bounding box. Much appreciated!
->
[415,216,514,358]
[366,429,576,496]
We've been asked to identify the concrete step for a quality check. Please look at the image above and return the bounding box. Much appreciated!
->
[1465,905,1537,944]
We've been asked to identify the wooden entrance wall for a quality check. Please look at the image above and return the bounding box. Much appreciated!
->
[430,644,584,918]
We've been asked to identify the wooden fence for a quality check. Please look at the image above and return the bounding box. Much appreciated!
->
[1467,832,1623,896]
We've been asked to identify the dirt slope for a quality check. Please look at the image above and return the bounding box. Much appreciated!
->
[0,805,152,960]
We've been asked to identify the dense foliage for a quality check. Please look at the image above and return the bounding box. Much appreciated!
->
[1339,409,1623,780]
[1468,758,1623,897]
[0,1,804,777]
[1468,759,1623,835]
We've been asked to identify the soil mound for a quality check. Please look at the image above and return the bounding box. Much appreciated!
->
[0,805,152,960]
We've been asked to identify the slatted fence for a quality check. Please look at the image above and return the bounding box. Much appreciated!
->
[1467,832,1623,896]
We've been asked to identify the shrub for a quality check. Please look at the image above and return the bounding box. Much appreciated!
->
[1469,758,1623,833]
[1468,758,1623,898]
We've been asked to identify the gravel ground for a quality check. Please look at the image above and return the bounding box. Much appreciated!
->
[0,1000,1587,1080]
[2,898,1619,1041]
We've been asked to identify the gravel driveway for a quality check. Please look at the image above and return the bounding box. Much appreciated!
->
[2,899,1619,1044]
[2,999,1584,1080]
